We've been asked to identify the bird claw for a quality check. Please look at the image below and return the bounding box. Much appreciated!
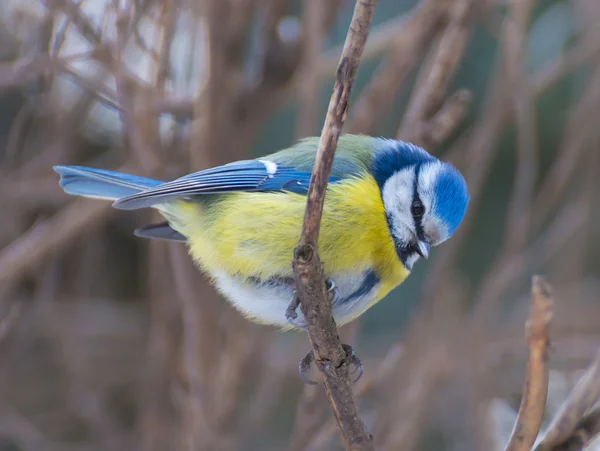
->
[285,295,304,328]
[285,277,338,329]
[325,277,339,304]
[299,350,318,385]
[342,344,364,383]
[297,344,364,385]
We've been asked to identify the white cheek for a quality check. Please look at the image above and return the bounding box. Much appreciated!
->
[417,162,451,245]
[417,163,438,213]
[381,169,414,240]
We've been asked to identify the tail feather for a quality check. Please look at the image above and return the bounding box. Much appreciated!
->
[53,165,162,202]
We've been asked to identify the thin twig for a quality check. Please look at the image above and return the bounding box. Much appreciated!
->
[348,0,445,134]
[113,0,162,174]
[292,1,378,450]
[42,0,102,45]
[547,405,600,451]
[469,63,600,320]
[405,88,472,148]
[531,64,600,230]
[295,0,326,140]
[378,343,448,449]
[288,385,324,451]
[502,0,538,254]
[0,199,112,297]
[421,18,600,310]
[169,246,210,451]
[535,349,600,450]
[504,276,553,451]
[397,0,473,141]
[152,7,448,121]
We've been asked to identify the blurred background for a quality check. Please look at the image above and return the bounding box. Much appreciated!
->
[0,0,599,449]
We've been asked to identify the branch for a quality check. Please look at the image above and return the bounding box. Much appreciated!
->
[501,0,538,255]
[0,199,112,297]
[546,406,600,451]
[397,0,472,141]
[292,1,378,450]
[505,276,553,451]
[403,88,472,149]
[303,344,404,451]
[348,0,445,134]
[294,0,326,140]
[535,349,600,450]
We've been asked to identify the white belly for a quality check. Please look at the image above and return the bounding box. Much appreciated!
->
[212,270,381,328]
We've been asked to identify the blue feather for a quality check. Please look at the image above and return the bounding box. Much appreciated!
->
[53,166,162,201]
[370,140,434,188]
[113,160,339,210]
[432,166,470,236]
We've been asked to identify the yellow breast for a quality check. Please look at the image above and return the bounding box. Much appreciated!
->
[167,174,409,307]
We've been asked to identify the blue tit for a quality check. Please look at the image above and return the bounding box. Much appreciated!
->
[54,135,469,330]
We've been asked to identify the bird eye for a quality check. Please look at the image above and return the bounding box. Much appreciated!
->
[411,200,425,218]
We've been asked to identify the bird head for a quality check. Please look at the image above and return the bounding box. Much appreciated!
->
[372,140,470,271]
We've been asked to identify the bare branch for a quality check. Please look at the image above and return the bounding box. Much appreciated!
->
[505,276,553,451]
[113,0,162,174]
[546,406,600,451]
[288,385,324,451]
[292,0,378,449]
[502,0,539,254]
[348,0,445,134]
[303,344,404,451]
[295,0,326,139]
[536,350,600,450]
[404,88,472,148]
[397,0,473,141]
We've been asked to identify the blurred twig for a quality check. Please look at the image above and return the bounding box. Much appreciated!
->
[169,245,210,451]
[113,0,162,174]
[397,0,473,144]
[289,385,324,451]
[545,405,600,451]
[532,64,600,230]
[505,276,553,451]
[295,0,326,140]
[402,88,472,149]
[470,63,600,320]
[378,343,448,449]
[292,1,377,449]
[0,199,112,297]
[536,350,600,450]
[348,0,445,134]
[502,0,538,254]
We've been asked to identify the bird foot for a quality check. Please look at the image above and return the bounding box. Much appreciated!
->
[285,277,339,329]
[325,277,339,304]
[285,295,303,328]
[297,344,364,385]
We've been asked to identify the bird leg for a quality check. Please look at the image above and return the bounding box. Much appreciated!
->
[298,344,364,385]
[285,277,362,384]
[285,295,302,326]
[342,344,364,383]
[285,277,339,328]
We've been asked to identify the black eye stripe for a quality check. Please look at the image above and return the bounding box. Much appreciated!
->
[412,165,425,239]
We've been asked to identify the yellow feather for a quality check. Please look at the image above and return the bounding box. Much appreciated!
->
[165,174,409,324]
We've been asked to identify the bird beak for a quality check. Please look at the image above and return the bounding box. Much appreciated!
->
[416,240,430,259]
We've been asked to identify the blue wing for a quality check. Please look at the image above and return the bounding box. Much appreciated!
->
[54,165,162,200]
[113,159,339,210]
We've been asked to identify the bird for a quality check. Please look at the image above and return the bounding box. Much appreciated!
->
[54,134,469,382]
